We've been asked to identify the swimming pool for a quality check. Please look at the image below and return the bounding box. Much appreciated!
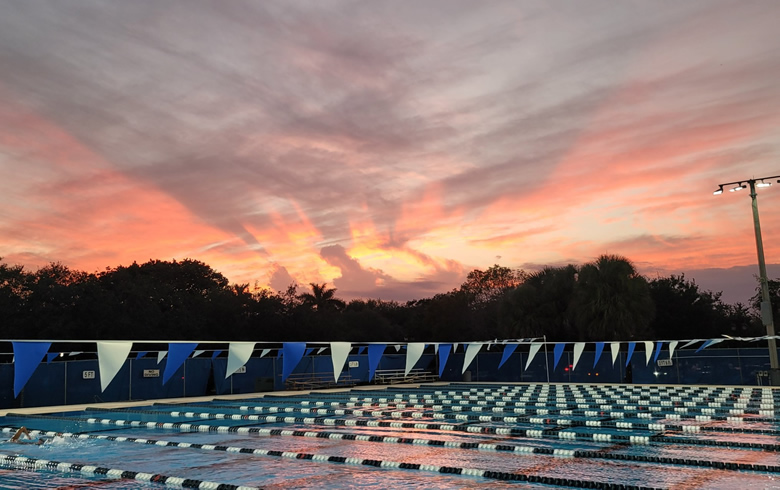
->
[1,382,780,488]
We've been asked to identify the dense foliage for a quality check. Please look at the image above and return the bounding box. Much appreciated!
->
[0,256,765,341]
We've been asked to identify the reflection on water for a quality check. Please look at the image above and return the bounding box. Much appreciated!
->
[0,467,158,489]
[3,383,780,488]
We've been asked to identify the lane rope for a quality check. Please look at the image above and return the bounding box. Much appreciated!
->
[0,428,664,490]
[0,452,257,489]
[9,412,780,451]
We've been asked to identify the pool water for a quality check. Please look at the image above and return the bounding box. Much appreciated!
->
[2,383,780,488]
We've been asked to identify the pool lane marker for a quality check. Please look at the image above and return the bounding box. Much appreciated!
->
[88,405,771,437]
[154,400,774,426]
[167,398,764,418]
[242,384,775,400]
[11,412,780,453]
[6,426,778,478]
[225,390,776,418]
[248,391,776,416]
[258,383,775,400]
[0,429,664,489]
[0,453,257,490]
[255,386,778,410]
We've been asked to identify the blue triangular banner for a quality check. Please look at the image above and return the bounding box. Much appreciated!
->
[358,346,367,355]
[696,339,714,353]
[626,342,636,367]
[653,341,664,363]
[593,342,605,368]
[438,344,452,377]
[12,342,51,398]
[46,352,58,364]
[305,348,314,356]
[282,342,306,382]
[211,350,222,359]
[367,344,386,381]
[498,344,518,369]
[163,343,198,385]
[553,343,566,370]
[135,351,147,360]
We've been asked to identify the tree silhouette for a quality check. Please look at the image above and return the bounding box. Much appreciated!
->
[0,255,758,342]
[500,265,577,341]
[298,283,346,312]
[571,254,654,340]
[460,265,526,308]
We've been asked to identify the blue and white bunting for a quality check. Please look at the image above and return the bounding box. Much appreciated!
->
[572,342,585,371]
[462,343,483,374]
[405,343,425,376]
[525,342,542,370]
[97,341,132,392]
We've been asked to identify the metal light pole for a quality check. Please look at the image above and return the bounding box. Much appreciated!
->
[714,175,780,385]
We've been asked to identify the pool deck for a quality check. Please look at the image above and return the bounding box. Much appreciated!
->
[0,381,453,417]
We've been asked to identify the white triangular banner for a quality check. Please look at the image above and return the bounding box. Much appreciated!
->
[68,352,83,356]
[317,347,327,354]
[97,341,132,392]
[225,342,255,379]
[260,349,271,358]
[681,339,701,349]
[330,342,351,383]
[157,351,167,364]
[669,341,679,359]
[192,350,205,358]
[434,343,439,354]
[453,343,459,352]
[394,344,401,352]
[644,341,654,366]
[525,342,542,370]
[462,343,483,374]
[405,343,425,376]
[572,342,585,371]
[610,342,620,366]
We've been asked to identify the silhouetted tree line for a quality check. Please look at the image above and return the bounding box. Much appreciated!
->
[0,255,765,342]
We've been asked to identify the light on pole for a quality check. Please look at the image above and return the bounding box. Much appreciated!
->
[714,175,780,385]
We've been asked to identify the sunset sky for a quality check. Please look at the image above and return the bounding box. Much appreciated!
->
[2,0,780,304]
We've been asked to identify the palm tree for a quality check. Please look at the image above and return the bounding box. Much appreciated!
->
[298,283,346,312]
[500,265,577,340]
[571,254,654,340]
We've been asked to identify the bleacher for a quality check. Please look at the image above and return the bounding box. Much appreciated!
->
[373,368,438,385]
[285,372,357,391]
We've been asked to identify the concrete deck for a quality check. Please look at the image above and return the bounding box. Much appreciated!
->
[0,382,451,417]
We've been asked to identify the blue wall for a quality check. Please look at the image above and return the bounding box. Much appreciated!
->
[439,347,773,386]
[0,348,775,409]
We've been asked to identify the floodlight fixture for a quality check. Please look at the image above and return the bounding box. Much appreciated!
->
[713,187,723,195]
[757,180,772,188]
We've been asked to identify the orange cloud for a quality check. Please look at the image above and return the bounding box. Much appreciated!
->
[0,87,264,283]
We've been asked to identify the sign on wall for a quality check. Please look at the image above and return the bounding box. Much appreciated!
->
[143,369,160,378]
[82,370,95,379]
